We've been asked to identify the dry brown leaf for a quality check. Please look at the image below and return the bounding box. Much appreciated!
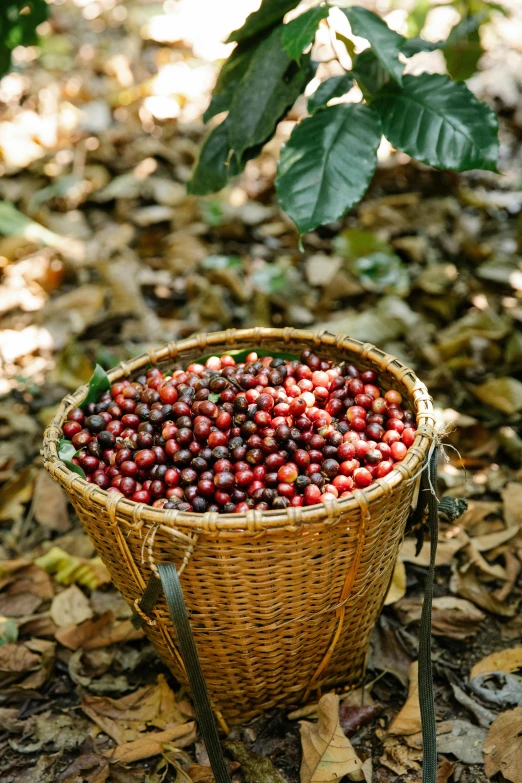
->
[82,674,186,744]
[299,693,364,782]
[396,596,485,640]
[436,758,454,783]
[471,377,522,415]
[0,591,42,617]
[0,643,40,673]
[0,465,36,522]
[502,482,522,529]
[452,566,518,617]
[436,719,486,764]
[50,585,93,627]
[483,706,522,782]
[55,611,114,650]
[104,722,196,764]
[32,470,70,531]
[384,560,406,606]
[471,647,522,679]
[400,537,464,567]
[0,562,54,600]
[388,662,421,736]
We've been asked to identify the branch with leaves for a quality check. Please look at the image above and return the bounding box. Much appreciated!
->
[188,1,500,236]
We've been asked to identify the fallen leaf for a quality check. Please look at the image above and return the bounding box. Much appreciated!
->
[501,482,522,528]
[55,752,110,783]
[32,470,70,531]
[388,662,421,736]
[436,758,454,783]
[368,616,412,686]
[470,672,522,708]
[437,719,486,764]
[384,559,406,605]
[471,376,522,415]
[471,647,522,679]
[50,585,93,627]
[483,706,522,782]
[224,740,287,783]
[299,692,364,782]
[35,546,110,590]
[55,611,112,650]
[451,683,496,728]
[452,566,518,617]
[0,591,42,617]
[0,465,36,522]
[105,723,196,764]
[339,704,382,736]
[396,596,485,640]
[0,642,40,672]
[471,525,520,551]
[9,710,89,753]
[56,617,143,650]
[81,674,186,744]
[400,536,465,567]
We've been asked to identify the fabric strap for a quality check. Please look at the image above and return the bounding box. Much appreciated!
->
[157,563,232,783]
[131,452,440,783]
[418,446,439,783]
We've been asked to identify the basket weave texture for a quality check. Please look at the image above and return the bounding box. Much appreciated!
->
[43,328,435,725]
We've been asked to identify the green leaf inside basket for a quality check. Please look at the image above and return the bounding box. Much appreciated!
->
[58,438,86,480]
[80,364,111,410]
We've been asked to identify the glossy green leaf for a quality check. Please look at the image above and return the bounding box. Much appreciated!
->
[276,103,381,234]
[401,37,444,57]
[226,0,300,44]
[351,49,391,100]
[307,74,354,115]
[282,5,329,64]
[58,438,86,480]
[187,119,231,196]
[228,26,312,158]
[373,73,499,172]
[443,15,484,81]
[203,38,261,122]
[80,364,111,410]
[342,7,405,85]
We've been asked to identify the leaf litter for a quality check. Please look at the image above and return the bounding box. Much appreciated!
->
[1,0,522,781]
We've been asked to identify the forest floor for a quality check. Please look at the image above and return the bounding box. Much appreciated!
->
[1,1,522,782]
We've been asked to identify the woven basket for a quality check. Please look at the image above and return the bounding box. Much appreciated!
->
[43,328,435,726]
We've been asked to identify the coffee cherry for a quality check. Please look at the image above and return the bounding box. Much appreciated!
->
[353,468,372,488]
[277,463,298,484]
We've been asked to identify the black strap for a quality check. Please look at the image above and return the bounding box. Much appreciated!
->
[418,447,439,783]
[157,563,232,783]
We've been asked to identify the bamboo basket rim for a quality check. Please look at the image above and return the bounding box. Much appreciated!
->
[43,327,436,532]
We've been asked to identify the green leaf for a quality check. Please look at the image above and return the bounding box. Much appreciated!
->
[282,5,329,64]
[201,255,243,271]
[0,617,18,646]
[342,7,405,85]
[443,14,484,81]
[227,26,312,158]
[187,119,231,196]
[226,0,301,44]
[307,74,354,115]
[208,393,221,403]
[80,364,111,410]
[373,73,499,172]
[401,37,444,57]
[351,48,391,99]
[335,32,357,60]
[276,103,382,234]
[405,0,430,37]
[203,38,262,122]
[58,438,86,480]
[353,252,410,297]
[0,0,49,77]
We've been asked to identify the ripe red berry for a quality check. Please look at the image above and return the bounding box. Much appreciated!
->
[353,468,372,488]
[277,463,298,484]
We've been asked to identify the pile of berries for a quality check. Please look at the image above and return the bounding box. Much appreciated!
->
[61,350,416,513]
